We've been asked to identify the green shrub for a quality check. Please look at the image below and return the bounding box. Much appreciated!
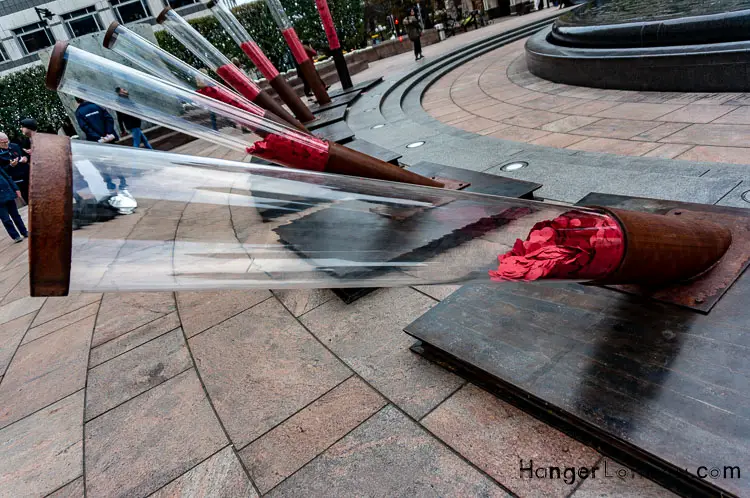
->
[0,65,68,141]
[155,0,365,73]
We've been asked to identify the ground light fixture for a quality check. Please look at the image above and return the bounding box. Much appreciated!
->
[500,161,528,172]
[406,141,426,148]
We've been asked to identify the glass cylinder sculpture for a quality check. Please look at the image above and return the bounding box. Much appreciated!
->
[102,22,283,125]
[28,134,732,297]
[206,0,315,123]
[45,42,441,186]
[155,6,304,129]
[264,0,331,104]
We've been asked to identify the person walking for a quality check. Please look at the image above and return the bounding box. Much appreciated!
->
[0,165,27,242]
[115,88,152,149]
[404,9,424,61]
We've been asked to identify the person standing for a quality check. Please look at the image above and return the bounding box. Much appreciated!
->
[74,98,118,143]
[0,132,28,203]
[115,88,152,149]
[0,165,27,242]
[404,9,424,61]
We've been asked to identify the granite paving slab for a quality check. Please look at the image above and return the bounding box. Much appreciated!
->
[271,288,335,317]
[571,459,678,498]
[47,476,85,498]
[31,292,102,328]
[300,288,463,418]
[0,296,45,327]
[309,91,362,113]
[484,161,740,204]
[92,292,176,347]
[305,105,347,131]
[1,273,30,305]
[0,312,34,375]
[422,384,600,497]
[176,290,271,338]
[189,298,351,448]
[86,329,192,420]
[311,121,354,143]
[0,315,93,429]
[88,312,181,368]
[0,390,83,497]
[240,376,386,493]
[23,301,99,344]
[85,369,227,498]
[266,405,508,497]
[150,446,257,498]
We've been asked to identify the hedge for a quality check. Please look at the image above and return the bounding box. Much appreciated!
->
[155,0,366,74]
[0,65,68,141]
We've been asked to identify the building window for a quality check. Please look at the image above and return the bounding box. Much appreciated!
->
[61,6,103,38]
[110,0,152,23]
[168,0,198,7]
[0,44,8,62]
[13,22,55,55]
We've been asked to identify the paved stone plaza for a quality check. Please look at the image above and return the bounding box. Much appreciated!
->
[1,9,735,497]
[424,39,750,164]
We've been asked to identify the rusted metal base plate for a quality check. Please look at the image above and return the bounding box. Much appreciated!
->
[607,209,750,313]
[431,176,470,190]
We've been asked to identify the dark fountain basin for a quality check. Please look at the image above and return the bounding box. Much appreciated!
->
[526,0,750,91]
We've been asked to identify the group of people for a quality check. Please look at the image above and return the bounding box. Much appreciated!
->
[0,119,35,243]
[0,88,150,243]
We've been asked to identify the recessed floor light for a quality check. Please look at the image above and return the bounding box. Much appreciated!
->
[742,190,750,204]
[371,124,386,129]
[500,161,528,172]
[406,141,425,148]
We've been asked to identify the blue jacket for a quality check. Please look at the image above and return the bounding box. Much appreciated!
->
[0,167,19,203]
[75,101,118,142]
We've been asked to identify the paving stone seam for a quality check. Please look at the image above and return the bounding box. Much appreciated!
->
[82,296,105,498]
[174,294,263,498]
[416,379,469,423]
[0,270,30,307]
[234,372,355,453]
[144,443,232,497]
[83,365,193,423]
[409,286,443,303]
[30,296,100,328]
[180,295,275,340]
[565,455,606,498]
[87,322,182,369]
[713,180,745,205]
[261,403,389,496]
[273,296,517,495]
[43,475,83,498]
[270,291,334,319]
[92,307,178,349]
[23,308,100,349]
[0,305,44,382]
[0,387,83,432]
[0,268,27,304]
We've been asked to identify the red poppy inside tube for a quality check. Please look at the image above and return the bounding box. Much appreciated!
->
[216,64,260,100]
[247,133,329,171]
[490,210,625,281]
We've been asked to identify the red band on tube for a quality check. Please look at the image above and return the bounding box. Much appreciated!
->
[240,41,280,80]
[282,28,309,64]
[315,0,340,50]
[247,134,329,171]
[216,64,260,101]
[490,210,625,282]
[196,85,264,116]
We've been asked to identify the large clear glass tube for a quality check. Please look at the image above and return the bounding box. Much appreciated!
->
[315,0,340,50]
[63,141,625,292]
[207,1,280,80]
[103,22,266,118]
[264,0,309,64]
[46,43,439,186]
[157,7,260,100]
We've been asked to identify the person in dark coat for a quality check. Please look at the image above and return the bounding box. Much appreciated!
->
[0,165,27,242]
[74,98,118,143]
[115,87,152,149]
[0,131,28,203]
[404,9,424,61]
